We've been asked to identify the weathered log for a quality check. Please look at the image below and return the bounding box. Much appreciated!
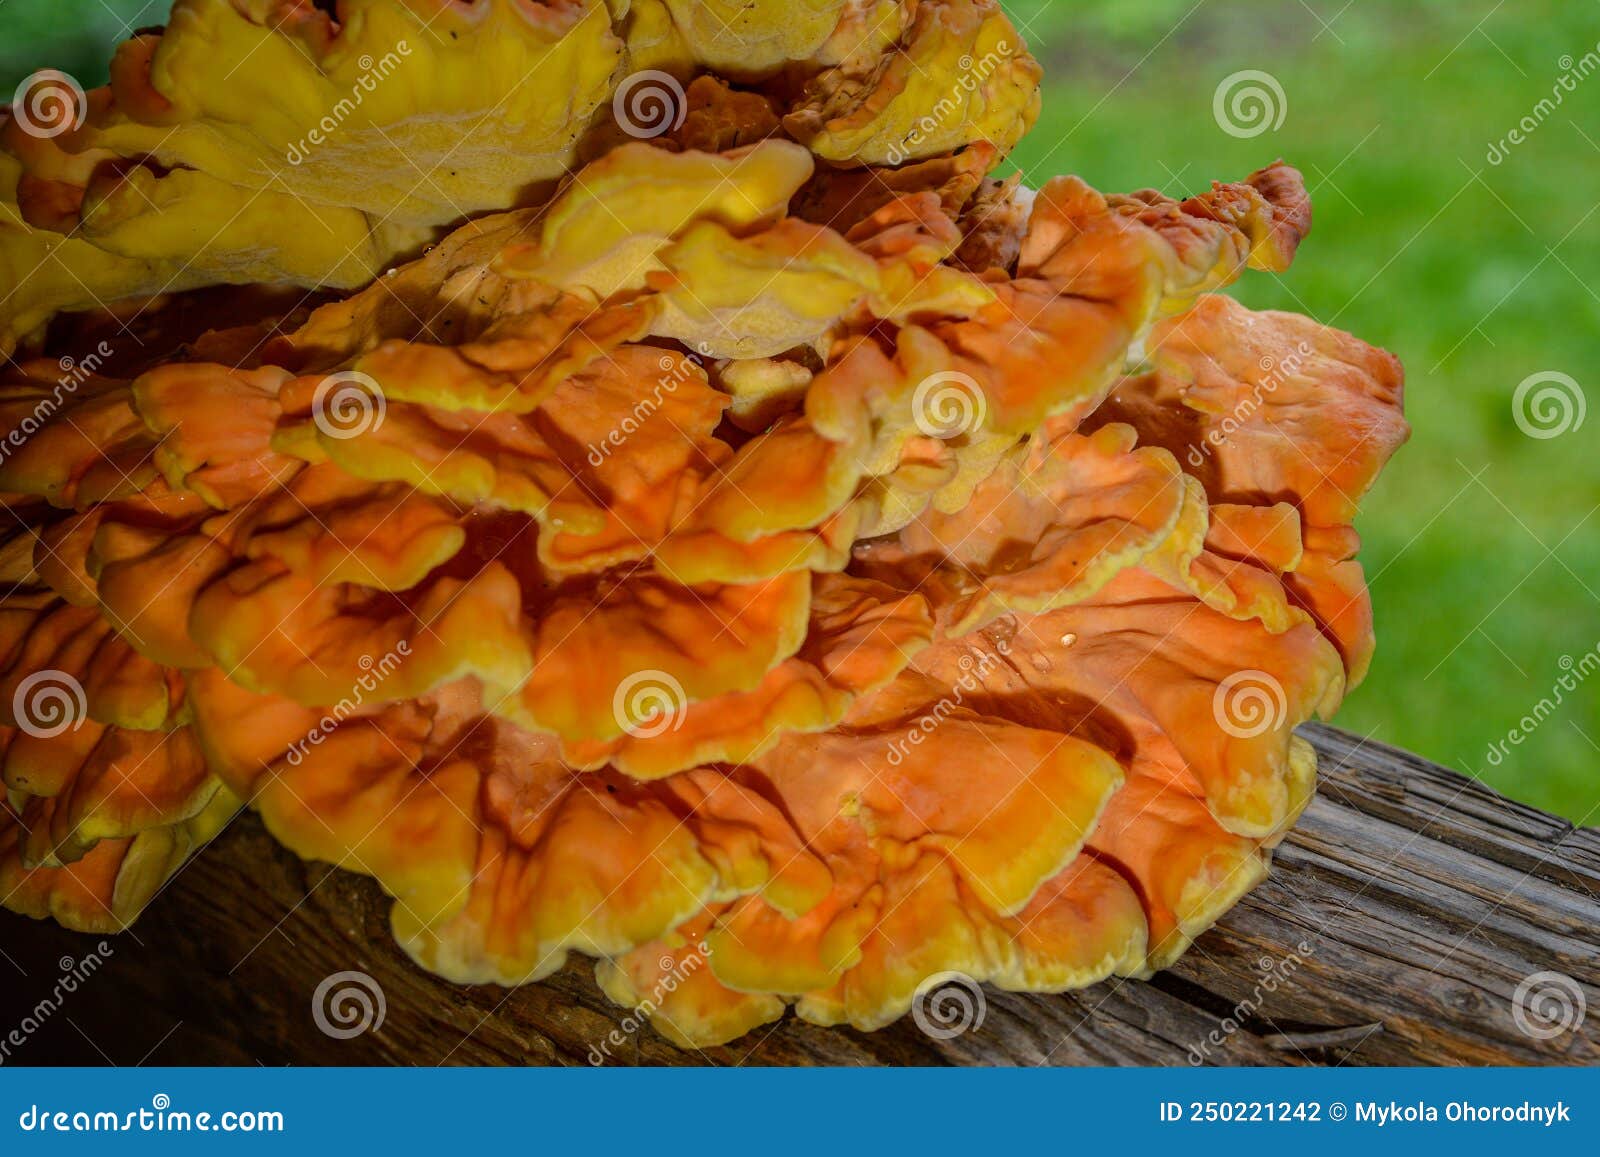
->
[2,725,1596,1066]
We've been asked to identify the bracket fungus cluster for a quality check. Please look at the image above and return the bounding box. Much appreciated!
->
[0,0,1406,1046]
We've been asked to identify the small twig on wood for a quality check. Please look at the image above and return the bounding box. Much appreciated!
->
[1261,1022,1385,1051]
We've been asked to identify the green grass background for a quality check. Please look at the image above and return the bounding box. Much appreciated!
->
[3,1,1596,820]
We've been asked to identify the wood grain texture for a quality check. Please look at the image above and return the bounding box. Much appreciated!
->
[2,725,1596,1066]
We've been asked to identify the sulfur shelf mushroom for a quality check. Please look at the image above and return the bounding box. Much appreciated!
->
[0,0,1406,1047]
[0,0,1026,351]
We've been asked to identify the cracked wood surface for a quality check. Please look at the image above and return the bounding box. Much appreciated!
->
[2,725,1596,1066]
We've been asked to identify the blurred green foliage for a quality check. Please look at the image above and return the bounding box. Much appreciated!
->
[0,0,167,91]
[3,1,1596,820]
